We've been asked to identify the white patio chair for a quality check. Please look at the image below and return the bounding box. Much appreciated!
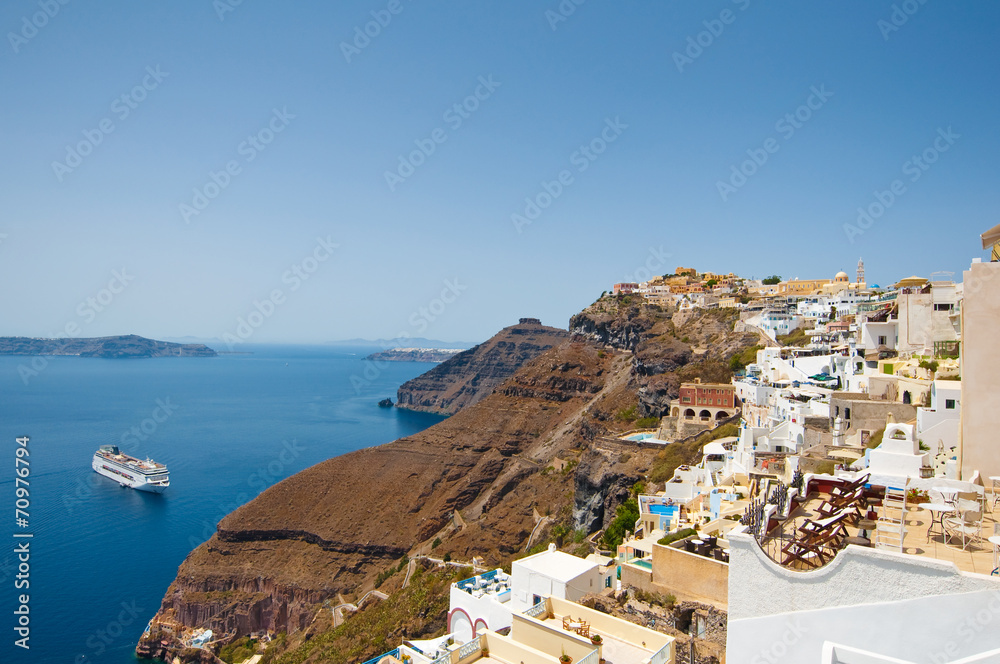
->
[943,497,983,551]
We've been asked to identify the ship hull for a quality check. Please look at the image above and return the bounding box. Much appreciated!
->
[92,455,170,493]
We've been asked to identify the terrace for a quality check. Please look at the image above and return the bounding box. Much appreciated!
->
[750,474,1000,575]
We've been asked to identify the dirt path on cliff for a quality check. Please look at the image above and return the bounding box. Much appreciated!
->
[530,351,633,463]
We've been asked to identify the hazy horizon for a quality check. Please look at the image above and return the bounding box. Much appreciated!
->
[3,2,997,345]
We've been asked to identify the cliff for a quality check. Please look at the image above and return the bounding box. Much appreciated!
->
[394,318,569,416]
[140,301,759,662]
[0,334,217,358]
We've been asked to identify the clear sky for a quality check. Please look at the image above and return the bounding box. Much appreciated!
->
[1,1,997,344]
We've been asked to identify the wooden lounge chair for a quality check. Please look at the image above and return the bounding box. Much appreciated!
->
[816,487,865,521]
[830,474,870,499]
[781,536,833,569]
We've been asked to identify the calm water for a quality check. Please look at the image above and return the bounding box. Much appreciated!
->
[0,345,445,664]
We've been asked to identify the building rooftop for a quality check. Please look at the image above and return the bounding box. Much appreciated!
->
[514,546,599,582]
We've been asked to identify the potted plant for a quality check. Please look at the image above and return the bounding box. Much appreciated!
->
[481,646,490,658]
[906,488,930,505]
[560,648,573,664]
[590,634,603,646]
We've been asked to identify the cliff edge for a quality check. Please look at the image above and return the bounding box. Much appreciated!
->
[394,318,569,416]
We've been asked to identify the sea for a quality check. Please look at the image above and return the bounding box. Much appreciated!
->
[0,345,447,664]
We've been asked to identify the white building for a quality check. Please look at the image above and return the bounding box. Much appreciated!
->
[726,528,1000,663]
[448,545,602,642]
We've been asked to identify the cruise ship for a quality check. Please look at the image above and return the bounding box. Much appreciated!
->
[92,445,170,493]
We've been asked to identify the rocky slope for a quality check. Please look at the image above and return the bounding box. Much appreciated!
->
[140,300,759,661]
[0,334,216,358]
[571,296,758,418]
[394,318,569,415]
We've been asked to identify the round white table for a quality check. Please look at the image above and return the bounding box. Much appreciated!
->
[933,486,960,506]
[922,502,955,543]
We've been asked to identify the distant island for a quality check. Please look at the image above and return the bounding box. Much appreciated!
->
[0,334,217,358]
[365,347,464,363]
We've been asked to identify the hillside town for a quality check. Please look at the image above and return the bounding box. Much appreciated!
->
[147,232,1000,664]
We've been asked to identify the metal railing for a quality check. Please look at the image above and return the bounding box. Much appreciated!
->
[523,602,547,619]
[457,636,481,660]
[456,569,498,591]
[649,643,671,664]
[578,648,600,664]
[361,648,399,664]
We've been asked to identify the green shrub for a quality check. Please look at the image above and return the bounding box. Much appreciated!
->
[657,528,697,546]
[635,416,659,428]
[432,537,441,549]
[615,406,639,423]
[600,499,639,551]
[219,637,257,664]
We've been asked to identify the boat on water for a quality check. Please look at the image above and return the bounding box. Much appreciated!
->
[92,444,170,493]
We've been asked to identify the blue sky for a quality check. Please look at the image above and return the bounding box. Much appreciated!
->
[1,1,997,344]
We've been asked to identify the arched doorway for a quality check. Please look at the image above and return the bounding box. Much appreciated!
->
[903,391,911,405]
[699,410,711,419]
[684,408,695,418]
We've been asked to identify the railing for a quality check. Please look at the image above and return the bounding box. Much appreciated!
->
[524,602,547,619]
[361,648,399,664]
[456,569,498,591]
[649,643,671,664]
[578,648,600,664]
[457,636,481,660]
[430,654,451,664]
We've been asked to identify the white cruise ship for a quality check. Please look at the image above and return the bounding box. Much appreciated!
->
[92,445,170,493]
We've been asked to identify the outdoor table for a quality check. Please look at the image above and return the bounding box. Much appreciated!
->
[989,535,1000,576]
[933,487,960,506]
[844,536,872,548]
[921,502,955,542]
[857,519,876,539]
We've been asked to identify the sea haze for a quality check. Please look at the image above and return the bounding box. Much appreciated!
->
[0,345,445,664]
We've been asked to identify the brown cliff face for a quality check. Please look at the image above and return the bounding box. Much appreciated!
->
[149,338,625,641]
[394,318,569,415]
[143,303,759,656]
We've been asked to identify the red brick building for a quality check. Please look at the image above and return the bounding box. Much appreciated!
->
[672,378,738,421]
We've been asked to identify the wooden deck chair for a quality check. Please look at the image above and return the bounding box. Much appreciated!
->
[830,474,870,499]
[781,537,832,569]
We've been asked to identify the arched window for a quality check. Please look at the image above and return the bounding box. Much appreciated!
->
[684,409,695,418]
[699,410,711,419]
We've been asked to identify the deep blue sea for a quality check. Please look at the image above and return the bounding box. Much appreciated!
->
[0,345,445,664]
